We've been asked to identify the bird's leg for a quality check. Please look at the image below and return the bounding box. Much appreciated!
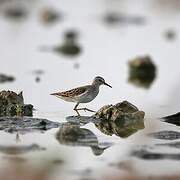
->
[76,107,95,113]
[73,103,80,116]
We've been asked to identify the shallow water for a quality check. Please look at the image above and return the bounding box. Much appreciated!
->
[0,0,180,179]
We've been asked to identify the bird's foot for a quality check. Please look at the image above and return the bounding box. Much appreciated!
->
[76,108,95,113]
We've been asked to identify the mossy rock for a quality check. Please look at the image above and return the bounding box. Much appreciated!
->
[0,91,33,117]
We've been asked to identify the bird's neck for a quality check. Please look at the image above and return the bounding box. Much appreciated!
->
[91,83,100,93]
[92,82,100,88]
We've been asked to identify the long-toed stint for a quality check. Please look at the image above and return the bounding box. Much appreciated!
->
[50,76,112,116]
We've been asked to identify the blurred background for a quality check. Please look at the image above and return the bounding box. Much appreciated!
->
[0,0,180,179]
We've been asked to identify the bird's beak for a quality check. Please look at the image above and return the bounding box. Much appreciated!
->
[104,82,112,88]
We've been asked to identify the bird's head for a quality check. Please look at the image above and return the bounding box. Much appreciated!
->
[92,76,112,88]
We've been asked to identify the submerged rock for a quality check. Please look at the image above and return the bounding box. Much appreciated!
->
[0,74,15,83]
[161,112,180,126]
[128,56,156,88]
[94,101,145,138]
[148,130,180,140]
[56,125,111,156]
[0,117,61,134]
[0,91,33,117]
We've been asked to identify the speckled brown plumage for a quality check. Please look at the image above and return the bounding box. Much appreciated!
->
[50,86,89,97]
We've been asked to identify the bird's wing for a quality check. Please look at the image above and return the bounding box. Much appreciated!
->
[50,85,90,97]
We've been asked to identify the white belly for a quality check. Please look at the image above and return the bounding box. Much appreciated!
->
[75,87,99,103]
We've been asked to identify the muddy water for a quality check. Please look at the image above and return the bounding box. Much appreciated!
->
[0,0,180,179]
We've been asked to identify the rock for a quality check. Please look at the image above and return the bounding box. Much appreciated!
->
[161,112,180,126]
[0,91,33,117]
[94,101,145,138]
[56,125,110,156]
[0,74,15,83]
[148,130,180,140]
[0,90,24,105]
[40,8,60,24]
[128,56,156,88]
[0,117,61,134]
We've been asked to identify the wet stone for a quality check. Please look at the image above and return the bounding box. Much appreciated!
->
[0,117,61,134]
[0,74,15,83]
[66,116,100,124]
[94,101,145,138]
[148,130,180,140]
[128,56,156,88]
[0,91,33,117]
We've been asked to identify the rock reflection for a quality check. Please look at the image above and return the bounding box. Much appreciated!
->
[32,69,45,83]
[103,12,145,26]
[40,30,81,58]
[95,101,145,138]
[148,130,180,140]
[0,144,45,155]
[4,7,27,20]
[162,112,180,126]
[56,125,110,156]
[156,142,180,149]
[128,56,156,89]
[132,149,180,160]
[66,101,145,138]
[0,74,15,83]
[53,30,81,57]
